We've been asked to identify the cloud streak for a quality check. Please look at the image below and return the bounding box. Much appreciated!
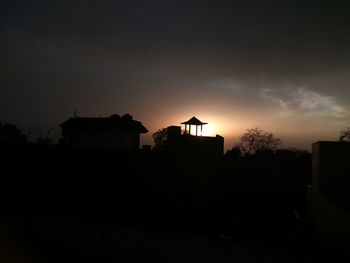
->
[260,87,350,123]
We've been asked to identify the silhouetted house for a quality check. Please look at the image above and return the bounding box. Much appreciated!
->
[60,114,148,151]
[164,117,224,160]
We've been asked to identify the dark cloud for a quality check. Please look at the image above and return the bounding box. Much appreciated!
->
[1,0,350,148]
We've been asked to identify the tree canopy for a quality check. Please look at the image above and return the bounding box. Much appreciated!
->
[237,127,281,156]
[0,122,27,144]
[152,128,167,150]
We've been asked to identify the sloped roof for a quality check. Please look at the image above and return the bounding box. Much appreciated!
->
[181,117,208,126]
[60,114,148,133]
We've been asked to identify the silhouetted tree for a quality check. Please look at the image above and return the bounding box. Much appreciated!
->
[24,125,61,145]
[225,145,241,158]
[339,127,350,141]
[0,122,27,144]
[238,127,281,155]
[152,128,167,150]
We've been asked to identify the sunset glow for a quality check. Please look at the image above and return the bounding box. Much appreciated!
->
[201,124,214,137]
[187,123,215,137]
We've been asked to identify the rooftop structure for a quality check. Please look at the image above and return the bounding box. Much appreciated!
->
[165,117,224,160]
[181,117,208,136]
[60,114,148,151]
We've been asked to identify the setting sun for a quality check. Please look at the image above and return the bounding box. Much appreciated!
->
[201,124,216,136]
[186,123,218,137]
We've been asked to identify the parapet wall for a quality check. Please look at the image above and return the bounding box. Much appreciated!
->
[165,126,224,161]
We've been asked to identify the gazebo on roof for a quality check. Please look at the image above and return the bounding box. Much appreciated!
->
[181,117,208,136]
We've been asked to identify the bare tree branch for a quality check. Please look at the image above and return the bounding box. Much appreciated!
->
[24,125,61,145]
[238,127,281,156]
[340,127,350,141]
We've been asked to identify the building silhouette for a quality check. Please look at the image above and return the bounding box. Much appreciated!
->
[164,117,224,160]
[60,114,148,151]
[310,141,350,243]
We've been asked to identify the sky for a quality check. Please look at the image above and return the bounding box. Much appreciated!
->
[1,0,350,150]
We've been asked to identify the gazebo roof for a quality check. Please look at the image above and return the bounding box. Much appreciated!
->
[181,116,208,126]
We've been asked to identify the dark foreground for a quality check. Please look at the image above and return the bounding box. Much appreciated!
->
[1,145,349,262]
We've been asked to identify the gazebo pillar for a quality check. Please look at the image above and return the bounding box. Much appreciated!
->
[180,117,208,137]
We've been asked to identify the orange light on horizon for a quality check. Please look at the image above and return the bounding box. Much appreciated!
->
[146,111,240,139]
[141,112,249,151]
[185,123,219,137]
[201,123,217,136]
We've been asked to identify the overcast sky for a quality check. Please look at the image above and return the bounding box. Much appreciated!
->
[1,0,350,149]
